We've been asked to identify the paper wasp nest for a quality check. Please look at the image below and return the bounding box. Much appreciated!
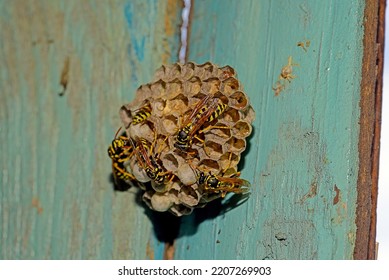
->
[117,62,255,216]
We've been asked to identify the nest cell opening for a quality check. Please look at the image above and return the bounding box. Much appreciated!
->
[151,180,174,193]
[204,140,224,159]
[150,192,174,211]
[150,80,167,97]
[176,163,197,185]
[169,204,193,217]
[180,62,196,79]
[166,79,184,99]
[219,152,240,173]
[185,76,202,96]
[201,77,222,95]
[153,98,166,116]
[162,115,179,135]
[204,122,231,139]
[162,153,179,171]
[178,185,201,207]
[219,65,236,80]
[161,63,182,81]
[165,98,188,116]
[195,62,215,78]
[198,159,220,174]
[232,121,252,139]
[226,137,246,153]
[222,108,241,123]
[221,77,240,96]
[229,91,249,110]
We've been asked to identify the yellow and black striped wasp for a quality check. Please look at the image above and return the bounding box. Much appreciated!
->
[107,127,136,183]
[174,95,228,151]
[121,100,152,126]
[129,136,174,186]
[198,171,251,198]
[108,128,131,161]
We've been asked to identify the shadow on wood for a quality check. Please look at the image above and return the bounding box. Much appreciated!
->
[179,193,250,237]
[110,175,251,244]
[109,174,132,192]
[140,199,181,245]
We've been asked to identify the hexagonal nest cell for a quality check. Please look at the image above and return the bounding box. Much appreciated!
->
[108,62,255,216]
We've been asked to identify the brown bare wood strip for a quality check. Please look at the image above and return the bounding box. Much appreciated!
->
[354,0,385,260]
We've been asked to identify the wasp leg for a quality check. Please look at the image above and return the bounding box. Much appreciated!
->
[221,152,235,175]
[113,162,135,181]
[159,170,176,183]
[168,173,175,183]
[198,124,230,135]
[115,148,134,163]
[155,135,170,156]
[193,135,215,157]
[194,135,204,143]
[207,185,249,198]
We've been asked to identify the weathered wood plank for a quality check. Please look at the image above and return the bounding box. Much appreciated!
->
[0,0,182,259]
[175,0,376,259]
[354,0,384,260]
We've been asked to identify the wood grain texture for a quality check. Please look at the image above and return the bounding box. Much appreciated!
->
[175,0,372,259]
[0,0,182,259]
[354,0,384,260]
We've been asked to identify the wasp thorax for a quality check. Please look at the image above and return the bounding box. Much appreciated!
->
[206,176,219,189]
[177,130,188,141]
[113,62,255,216]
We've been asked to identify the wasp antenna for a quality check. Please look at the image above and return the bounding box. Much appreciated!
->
[114,127,123,139]
[128,136,137,151]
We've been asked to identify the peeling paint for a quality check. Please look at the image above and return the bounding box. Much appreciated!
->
[297,40,311,52]
[31,197,43,214]
[333,184,340,205]
[299,182,318,204]
[59,56,70,96]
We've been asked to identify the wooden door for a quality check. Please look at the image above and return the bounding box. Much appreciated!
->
[0,0,383,260]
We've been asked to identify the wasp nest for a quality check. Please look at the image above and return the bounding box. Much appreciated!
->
[110,62,255,216]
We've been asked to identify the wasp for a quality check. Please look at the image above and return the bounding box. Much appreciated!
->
[198,171,250,197]
[129,136,174,185]
[132,100,152,125]
[175,95,228,150]
[121,100,152,126]
[107,127,133,162]
[107,127,136,183]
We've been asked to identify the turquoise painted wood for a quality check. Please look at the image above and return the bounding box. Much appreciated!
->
[175,0,366,259]
[0,0,378,260]
[0,0,182,259]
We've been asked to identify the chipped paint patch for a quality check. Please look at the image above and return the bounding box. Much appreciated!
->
[333,185,340,205]
[297,40,311,52]
[332,201,348,225]
[299,182,318,204]
[59,56,70,96]
[31,197,43,214]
